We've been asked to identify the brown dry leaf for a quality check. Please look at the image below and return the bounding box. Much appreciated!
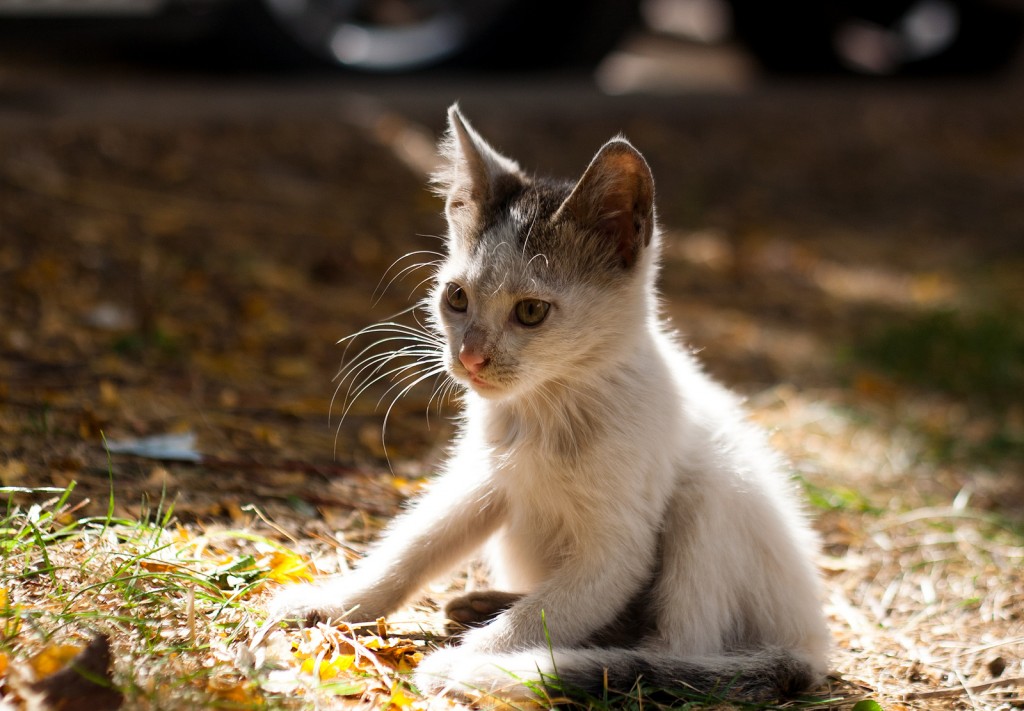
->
[359,634,424,672]
[137,558,179,574]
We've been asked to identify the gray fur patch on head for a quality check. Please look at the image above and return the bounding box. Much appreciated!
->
[433,105,657,281]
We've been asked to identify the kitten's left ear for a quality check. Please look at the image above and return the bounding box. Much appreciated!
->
[557,138,655,269]
[434,104,525,240]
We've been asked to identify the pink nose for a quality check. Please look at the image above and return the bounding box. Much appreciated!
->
[458,345,488,374]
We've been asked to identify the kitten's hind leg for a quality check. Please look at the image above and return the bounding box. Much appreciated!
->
[445,590,523,632]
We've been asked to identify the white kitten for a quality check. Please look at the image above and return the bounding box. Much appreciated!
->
[269,105,830,702]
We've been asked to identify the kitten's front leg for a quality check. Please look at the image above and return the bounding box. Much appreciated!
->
[269,471,505,626]
[268,574,378,627]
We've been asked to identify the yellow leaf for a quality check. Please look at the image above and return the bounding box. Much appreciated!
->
[388,684,417,709]
[31,643,85,679]
[299,653,355,681]
[266,550,315,584]
[331,654,355,672]
[0,651,9,677]
[318,662,339,680]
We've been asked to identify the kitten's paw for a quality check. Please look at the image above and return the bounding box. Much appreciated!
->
[266,582,352,627]
[444,590,523,633]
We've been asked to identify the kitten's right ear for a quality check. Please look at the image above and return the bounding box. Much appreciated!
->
[433,105,524,240]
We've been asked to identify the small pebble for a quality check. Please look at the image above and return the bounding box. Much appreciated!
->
[987,656,1007,678]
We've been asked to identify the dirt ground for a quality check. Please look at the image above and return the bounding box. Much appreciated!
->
[1,44,1023,708]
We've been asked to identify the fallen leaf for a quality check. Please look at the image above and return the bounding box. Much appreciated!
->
[357,635,424,671]
[264,550,315,585]
[387,683,417,709]
[298,653,355,682]
[25,634,123,711]
[330,654,355,673]
[30,644,85,679]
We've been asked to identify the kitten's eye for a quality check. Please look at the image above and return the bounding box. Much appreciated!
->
[514,299,550,327]
[445,283,469,312]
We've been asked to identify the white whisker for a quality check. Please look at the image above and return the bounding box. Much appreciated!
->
[341,355,441,420]
[372,250,445,305]
[378,365,449,472]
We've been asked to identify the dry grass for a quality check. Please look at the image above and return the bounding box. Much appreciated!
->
[758,389,1024,710]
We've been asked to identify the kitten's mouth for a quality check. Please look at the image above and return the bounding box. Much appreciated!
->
[450,361,502,394]
[459,370,500,394]
[468,373,495,390]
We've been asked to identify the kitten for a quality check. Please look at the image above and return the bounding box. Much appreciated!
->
[269,105,830,702]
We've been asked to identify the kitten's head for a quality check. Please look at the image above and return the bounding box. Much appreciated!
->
[431,105,658,400]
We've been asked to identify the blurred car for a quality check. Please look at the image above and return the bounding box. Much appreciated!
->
[0,0,639,72]
[0,0,1020,74]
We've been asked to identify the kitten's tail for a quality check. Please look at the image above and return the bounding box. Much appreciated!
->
[555,646,818,701]
[417,646,820,703]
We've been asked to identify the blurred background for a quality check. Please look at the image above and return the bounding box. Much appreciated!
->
[1,0,1022,523]
[0,0,1023,76]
